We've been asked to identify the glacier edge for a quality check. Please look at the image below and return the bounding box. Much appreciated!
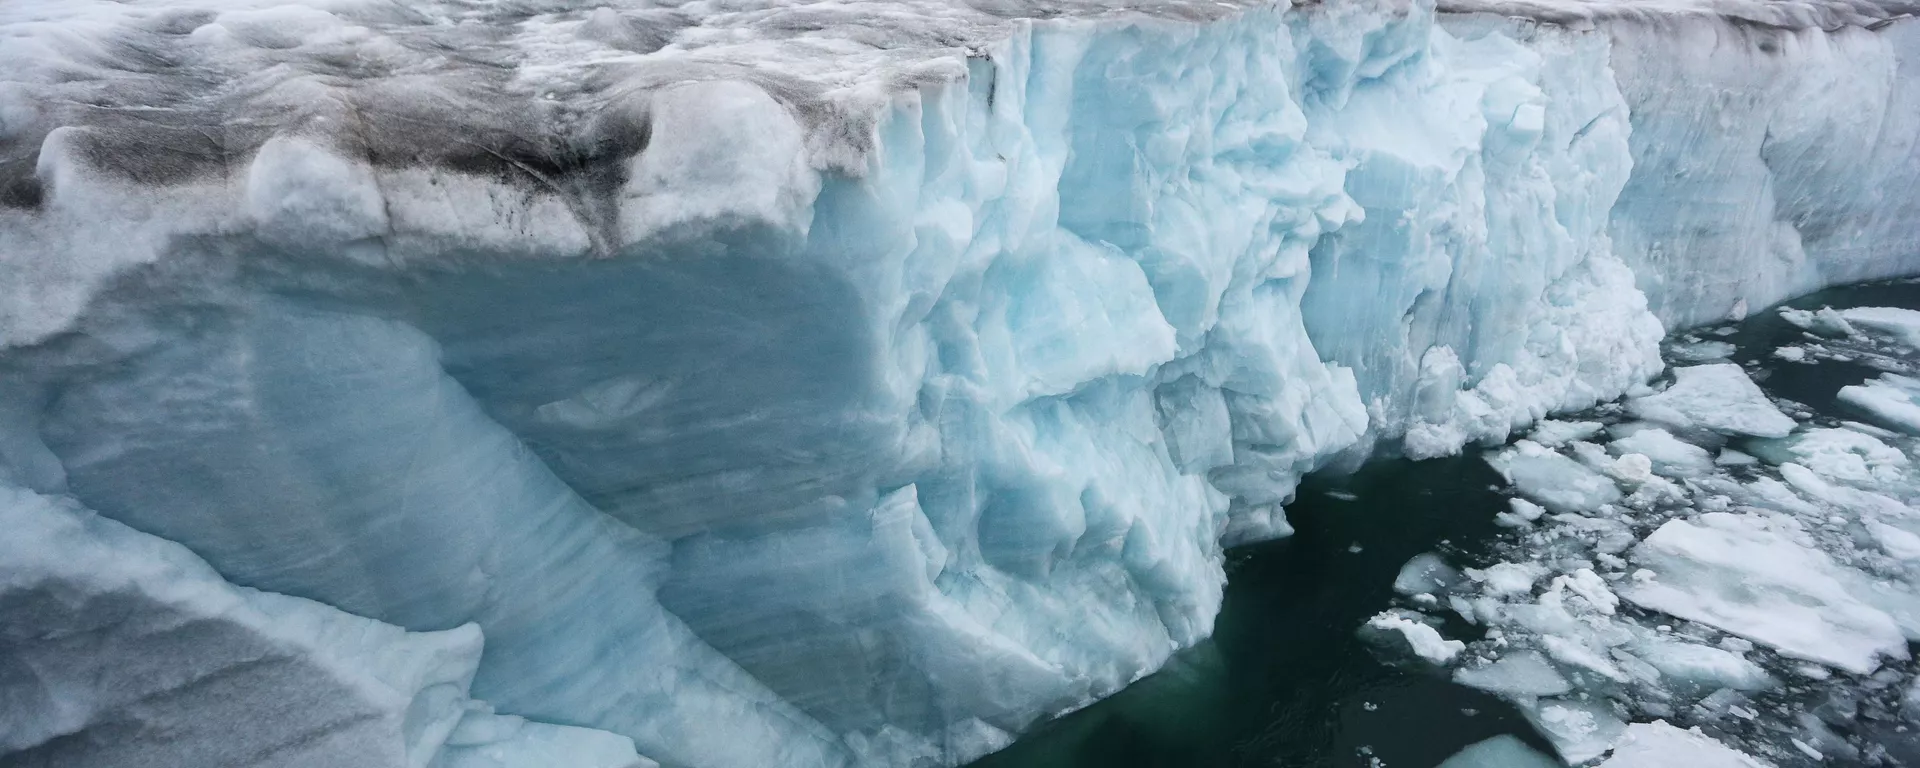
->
[1,0,1919,766]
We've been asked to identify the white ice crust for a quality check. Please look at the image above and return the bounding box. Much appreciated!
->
[2,0,1920,765]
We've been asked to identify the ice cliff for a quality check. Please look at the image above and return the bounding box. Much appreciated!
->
[0,0,1917,765]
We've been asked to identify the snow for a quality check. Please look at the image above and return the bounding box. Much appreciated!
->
[1626,365,1797,438]
[1,0,1919,764]
[1597,722,1770,768]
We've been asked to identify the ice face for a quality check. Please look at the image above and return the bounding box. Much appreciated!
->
[2,0,1919,765]
[0,484,651,768]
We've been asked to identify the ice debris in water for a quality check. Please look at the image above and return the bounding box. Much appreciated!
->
[1364,611,1466,664]
[1395,552,1463,596]
[1668,340,1739,363]
[1372,339,1920,765]
[1597,722,1770,768]
[1626,364,1797,439]
[1840,373,1920,435]
[1436,734,1560,768]
[1840,307,1920,349]
[1779,306,1859,339]
[1531,420,1608,448]
[1623,513,1907,675]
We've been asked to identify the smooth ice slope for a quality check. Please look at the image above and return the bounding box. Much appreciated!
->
[0,485,649,768]
[1,0,1919,766]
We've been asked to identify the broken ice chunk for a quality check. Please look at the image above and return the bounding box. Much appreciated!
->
[1749,427,1908,486]
[1839,306,1920,348]
[1608,427,1715,478]
[1364,612,1464,664]
[1454,650,1574,698]
[1667,339,1736,363]
[1529,420,1605,448]
[1627,364,1795,438]
[1550,568,1619,615]
[1470,562,1548,597]
[1487,440,1623,513]
[1596,721,1769,767]
[1779,306,1858,338]
[1525,698,1626,764]
[1394,553,1462,596]
[1630,636,1773,694]
[1435,734,1559,768]
[1621,513,1908,674]
[1837,373,1920,435]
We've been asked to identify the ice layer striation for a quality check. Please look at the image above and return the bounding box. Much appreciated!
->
[1,0,1918,765]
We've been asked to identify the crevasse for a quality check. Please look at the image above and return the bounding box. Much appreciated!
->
[1,0,1917,766]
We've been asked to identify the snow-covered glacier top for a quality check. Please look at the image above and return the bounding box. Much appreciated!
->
[1,0,1916,345]
[1444,0,1918,28]
[0,0,1265,189]
[1,0,1909,203]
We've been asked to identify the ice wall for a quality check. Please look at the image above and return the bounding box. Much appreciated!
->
[0,485,651,768]
[0,0,1917,766]
[1604,11,1920,328]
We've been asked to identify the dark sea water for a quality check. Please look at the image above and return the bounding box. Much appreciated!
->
[971,279,1920,768]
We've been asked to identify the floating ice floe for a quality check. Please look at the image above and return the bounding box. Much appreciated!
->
[1597,721,1771,768]
[1437,734,1560,768]
[1840,373,1920,435]
[1364,612,1466,665]
[1626,364,1797,439]
[1840,307,1920,349]
[1779,306,1859,339]
[1622,513,1907,675]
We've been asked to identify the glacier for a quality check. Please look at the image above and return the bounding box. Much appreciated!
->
[1,0,1918,765]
